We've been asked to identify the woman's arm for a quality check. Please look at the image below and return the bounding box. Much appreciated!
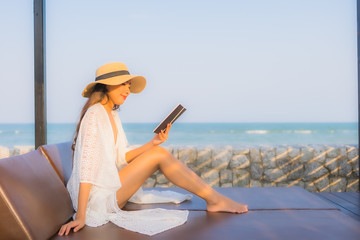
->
[125,123,172,163]
[75,182,92,220]
[58,183,92,236]
[125,141,155,163]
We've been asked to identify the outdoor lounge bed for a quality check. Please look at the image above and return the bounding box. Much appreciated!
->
[0,142,359,240]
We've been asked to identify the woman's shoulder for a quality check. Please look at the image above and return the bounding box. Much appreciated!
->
[88,102,101,110]
[83,103,105,120]
[88,102,107,113]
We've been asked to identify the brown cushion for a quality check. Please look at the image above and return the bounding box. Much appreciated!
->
[50,210,360,240]
[39,141,73,185]
[0,148,74,240]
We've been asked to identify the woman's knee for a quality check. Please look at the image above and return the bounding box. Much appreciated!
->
[149,146,172,160]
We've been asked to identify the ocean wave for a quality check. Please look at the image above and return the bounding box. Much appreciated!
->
[294,130,313,134]
[15,130,20,134]
[246,130,269,134]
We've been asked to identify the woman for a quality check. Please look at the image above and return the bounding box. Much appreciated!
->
[58,62,248,236]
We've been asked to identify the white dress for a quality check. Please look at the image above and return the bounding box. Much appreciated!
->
[66,103,192,236]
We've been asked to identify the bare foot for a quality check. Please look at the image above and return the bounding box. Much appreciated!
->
[206,194,248,214]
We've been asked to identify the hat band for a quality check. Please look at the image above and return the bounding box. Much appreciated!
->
[95,70,130,81]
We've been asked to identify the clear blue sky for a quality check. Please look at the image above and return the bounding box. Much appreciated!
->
[0,0,357,123]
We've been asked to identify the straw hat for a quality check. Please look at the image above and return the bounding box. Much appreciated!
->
[82,62,147,97]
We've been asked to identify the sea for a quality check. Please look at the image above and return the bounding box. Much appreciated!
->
[0,122,358,147]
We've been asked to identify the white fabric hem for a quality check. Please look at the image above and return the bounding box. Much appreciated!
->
[128,188,193,204]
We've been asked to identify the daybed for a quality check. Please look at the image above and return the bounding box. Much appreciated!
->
[1,142,360,240]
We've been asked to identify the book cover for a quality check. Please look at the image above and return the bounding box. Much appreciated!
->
[153,104,187,134]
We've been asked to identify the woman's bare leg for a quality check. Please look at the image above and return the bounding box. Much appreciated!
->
[116,146,248,213]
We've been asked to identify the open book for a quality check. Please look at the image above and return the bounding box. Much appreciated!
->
[153,104,186,134]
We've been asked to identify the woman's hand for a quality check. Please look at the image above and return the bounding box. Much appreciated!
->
[58,217,85,236]
[152,123,171,146]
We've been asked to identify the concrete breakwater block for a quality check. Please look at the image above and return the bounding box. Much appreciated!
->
[0,146,10,159]
[1,144,358,192]
[0,146,35,159]
[148,144,359,192]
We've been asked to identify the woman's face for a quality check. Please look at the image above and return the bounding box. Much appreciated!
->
[106,80,131,106]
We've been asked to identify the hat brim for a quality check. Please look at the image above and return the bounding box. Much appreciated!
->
[82,75,146,98]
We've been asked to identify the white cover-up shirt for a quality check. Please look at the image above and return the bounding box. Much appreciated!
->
[66,103,192,236]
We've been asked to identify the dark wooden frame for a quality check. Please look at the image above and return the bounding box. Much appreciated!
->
[34,0,47,148]
[357,0,360,190]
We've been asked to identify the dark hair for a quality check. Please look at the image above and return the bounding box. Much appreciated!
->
[72,83,120,153]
